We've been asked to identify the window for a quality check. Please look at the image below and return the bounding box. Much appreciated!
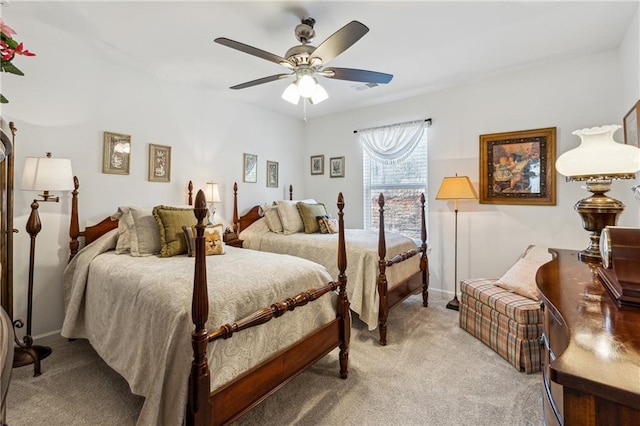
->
[361,122,428,240]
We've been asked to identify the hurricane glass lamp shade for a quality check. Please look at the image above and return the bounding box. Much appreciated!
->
[205,182,221,204]
[21,156,74,193]
[435,176,478,203]
[555,125,640,262]
[282,83,300,105]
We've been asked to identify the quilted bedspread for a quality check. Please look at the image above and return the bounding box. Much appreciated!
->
[61,229,337,426]
[240,219,421,330]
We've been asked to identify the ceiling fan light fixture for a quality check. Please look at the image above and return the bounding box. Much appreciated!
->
[297,73,317,98]
[282,82,300,105]
[310,83,328,104]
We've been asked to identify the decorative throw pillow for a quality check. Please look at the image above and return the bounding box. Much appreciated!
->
[263,204,284,233]
[183,224,225,256]
[111,207,131,254]
[276,199,315,235]
[522,245,553,263]
[317,215,338,234]
[297,202,328,233]
[495,257,545,301]
[117,206,161,257]
[153,205,209,257]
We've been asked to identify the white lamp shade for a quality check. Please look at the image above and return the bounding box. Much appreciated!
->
[22,156,74,191]
[436,176,478,200]
[205,182,221,203]
[310,83,329,104]
[297,74,316,98]
[281,83,300,105]
[556,125,640,178]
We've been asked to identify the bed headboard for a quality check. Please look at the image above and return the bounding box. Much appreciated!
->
[231,183,294,233]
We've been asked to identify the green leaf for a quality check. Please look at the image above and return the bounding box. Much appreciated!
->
[0,61,24,76]
[0,94,8,104]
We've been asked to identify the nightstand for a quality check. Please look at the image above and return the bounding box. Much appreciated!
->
[223,229,243,248]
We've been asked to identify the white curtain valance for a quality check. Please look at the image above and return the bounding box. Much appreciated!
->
[357,120,427,164]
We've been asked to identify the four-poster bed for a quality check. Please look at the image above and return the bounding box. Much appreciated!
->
[63,178,350,425]
[229,183,429,346]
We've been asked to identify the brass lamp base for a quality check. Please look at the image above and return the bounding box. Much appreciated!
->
[574,179,624,262]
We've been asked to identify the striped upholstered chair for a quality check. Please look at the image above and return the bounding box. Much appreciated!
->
[459,246,552,373]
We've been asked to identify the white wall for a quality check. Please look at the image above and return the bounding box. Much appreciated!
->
[3,8,304,337]
[303,48,640,297]
[620,6,640,106]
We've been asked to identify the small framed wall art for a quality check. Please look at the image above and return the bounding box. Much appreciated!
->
[329,156,345,178]
[479,127,556,205]
[102,131,131,175]
[243,153,257,183]
[623,99,640,147]
[148,143,171,182]
[266,160,279,188]
[310,154,324,175]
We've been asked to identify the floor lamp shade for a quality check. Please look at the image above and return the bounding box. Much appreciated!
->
[436,175,478,311]
[22,156,74,192]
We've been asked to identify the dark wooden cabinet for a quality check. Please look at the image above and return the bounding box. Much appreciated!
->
[536,249,640,425]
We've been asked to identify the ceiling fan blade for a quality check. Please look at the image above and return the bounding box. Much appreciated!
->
[310,21,369,65]
[322,67,393,84]
[215,37,294,69]
[230,74,292,90]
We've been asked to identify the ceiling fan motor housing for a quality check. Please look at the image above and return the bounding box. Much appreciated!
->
[295,18,316,44]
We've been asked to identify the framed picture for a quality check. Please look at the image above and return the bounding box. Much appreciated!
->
[479,127,556,205]
[148,143,171,182]
[102,131,131,175]
[243,153,257,183]
[623,100,640,147]
[310,154,324,175]
[266,160,278,188]
[329,156,345,178]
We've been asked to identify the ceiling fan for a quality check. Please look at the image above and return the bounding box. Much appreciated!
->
[214,17,393,105]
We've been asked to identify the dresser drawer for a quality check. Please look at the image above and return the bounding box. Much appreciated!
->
[544,306,568,356]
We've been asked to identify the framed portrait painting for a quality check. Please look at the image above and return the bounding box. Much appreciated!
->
[148,144,171,182]
[479,127,556,205]
[266,160,278,188]
[102,131,131,175]
[243,153,257,183]
[623,100,640,147]
[310,155,324,175]
[329,156,345,178]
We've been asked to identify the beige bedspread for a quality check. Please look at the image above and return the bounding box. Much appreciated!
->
[240,218,421,330]
[61,229,337,426]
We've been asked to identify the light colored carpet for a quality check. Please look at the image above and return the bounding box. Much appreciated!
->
[7,293,543,425]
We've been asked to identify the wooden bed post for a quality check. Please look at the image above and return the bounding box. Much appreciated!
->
[232,182,238,234]
[187,190,212,426]
[187,180,193,206]
[69,176,80,262]
[376,193,389,346]
[336,192,350,378]
[419,193,429,307]
[289,184,293,201]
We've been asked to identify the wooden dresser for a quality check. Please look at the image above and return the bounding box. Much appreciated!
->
[536,249,640,425]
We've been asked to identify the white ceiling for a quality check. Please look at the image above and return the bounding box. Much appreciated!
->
[14,1,639,120]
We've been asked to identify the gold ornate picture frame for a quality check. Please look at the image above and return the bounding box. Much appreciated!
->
[623,100,640,147]
[266,160,278,188]
[310,155,324,175]
[102,131,131,175]
[479,127,556,205]
[148,143,171,182]
[329,156,345,178]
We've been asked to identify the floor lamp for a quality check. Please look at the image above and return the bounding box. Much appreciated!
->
[15,153,73,376]
[436,175,478,311]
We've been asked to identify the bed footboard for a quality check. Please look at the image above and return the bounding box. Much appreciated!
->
[187,191,349,426]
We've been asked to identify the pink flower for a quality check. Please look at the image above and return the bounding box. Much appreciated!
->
[0,19,16,38]
[0,41,13,60]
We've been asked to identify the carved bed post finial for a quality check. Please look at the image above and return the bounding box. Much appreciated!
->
[377,193,388,345]
[233,182,239,234]
[69,176,80,261]
[188,181,193,206]
[336,192,350,379]
[420,192,429,307]
[289,184,293,201]
[187,190,212,426]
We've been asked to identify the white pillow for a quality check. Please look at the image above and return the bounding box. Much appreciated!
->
[120,206,161,256]
[522,245,553,263]
[276,199,315,235]
[263,204,283,233]
[111,208,131,254]
[495,257,546,301]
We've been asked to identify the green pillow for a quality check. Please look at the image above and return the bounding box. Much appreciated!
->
[296,202,328,234]
[153,205,209,257]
